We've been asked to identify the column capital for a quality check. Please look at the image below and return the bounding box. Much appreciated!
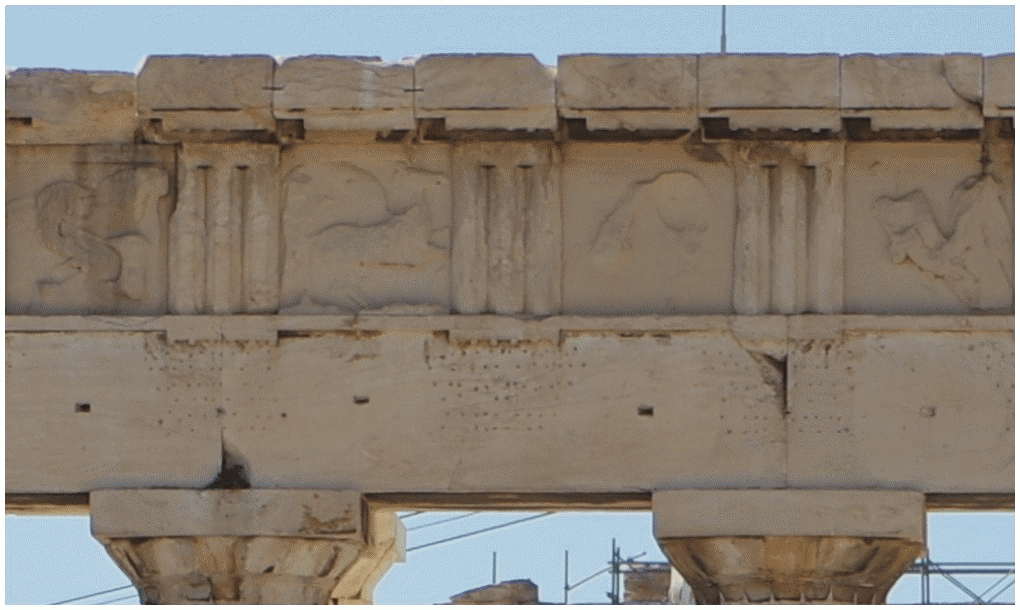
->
[653,490,925,604]
[91,489,403,604]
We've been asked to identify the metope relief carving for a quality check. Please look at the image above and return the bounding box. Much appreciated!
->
[562,143,735,315]
[590,171,713,268]
[7,162,171,314]
[873,173,1013,311]
[280,148,452,313]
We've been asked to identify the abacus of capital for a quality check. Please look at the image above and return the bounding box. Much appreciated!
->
[6,53,1014,604]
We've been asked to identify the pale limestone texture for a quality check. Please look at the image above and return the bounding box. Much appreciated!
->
[416,54,556,130]
[280,143,451,313]
[5,70,137,144]
[623,567,671,603]
[449,580,539,604]
[6,145,173,315]
[984,54,1015,117]
[5,52,1015,605]
[451,143,561,315]
[660,536,923,604]
[787,331,1013,492]
[654,491,926,604]
[845,141,1013,313]
[137,55,275,132]
[841,54,983,129]
[557,55,698,130]
[274,56,414,131]
[731,141,846,314]
[170,143,281,314]
[652,490,926,542]
[698,55,840,130]
[92,490,403,604]
[6,315,1011,494]
[5,332,221,492]
[562,142,734,315]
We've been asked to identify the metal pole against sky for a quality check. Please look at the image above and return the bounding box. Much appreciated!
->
[721,6,727,53]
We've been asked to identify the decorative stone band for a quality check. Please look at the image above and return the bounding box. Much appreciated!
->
[90,490,405,605]
[5,53,1014,144]
[652,490,926,605]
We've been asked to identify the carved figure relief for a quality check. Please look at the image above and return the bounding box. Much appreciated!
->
[7,166,170,314]
[873,173,1013,310]
[590,171,713,269]
[281,159,451,312]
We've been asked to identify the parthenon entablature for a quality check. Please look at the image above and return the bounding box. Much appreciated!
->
[6,53,1013,604]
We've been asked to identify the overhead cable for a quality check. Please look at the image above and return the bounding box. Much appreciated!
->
[97,594,140,605]
[50,585,134,605]
[408,512,554,552]
[407,512,477,531]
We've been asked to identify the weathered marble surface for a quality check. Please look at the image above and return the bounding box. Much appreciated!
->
[92,490,403,604]
[841,54,984,129]
[557,54,698,130]
[274,56,414,131]
[416,54,557,130]
[984,54,1015,118]
[654,490,926,604]
[5,69,137,144]
[137,55,276,132]
[6,53,1014,137]
[698,54,841,130]
[5,54,1014,605]
[6,145,174,315]
[8,53,1011,318]
[6,315,1011,494]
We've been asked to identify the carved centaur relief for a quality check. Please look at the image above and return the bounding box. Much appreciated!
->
[280,145,452,313]
[873,173,1013,310]
[844,141,1011,314]
[6,147,172,314]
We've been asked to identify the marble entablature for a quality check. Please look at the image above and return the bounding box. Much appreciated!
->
[6,54,1014,317]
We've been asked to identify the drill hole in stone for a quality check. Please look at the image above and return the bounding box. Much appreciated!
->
[637,405,654,417]
[354,396,370,405]
[75,402,91,413]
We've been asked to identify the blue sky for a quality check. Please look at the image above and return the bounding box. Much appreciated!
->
[4,4,1015,605]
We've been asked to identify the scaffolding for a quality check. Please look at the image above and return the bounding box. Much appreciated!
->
[593,549,1015,605]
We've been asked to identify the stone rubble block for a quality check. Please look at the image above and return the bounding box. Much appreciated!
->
[449,580,539,604]
[623,568,671,603]
[5,69,137,144]
[841,54,984,130]
[984,54,1015,117]
[698,54,840,130]
[274,55,414,131]
[415,54,556,130]
[557,54,698,130]
[137,55,276,132]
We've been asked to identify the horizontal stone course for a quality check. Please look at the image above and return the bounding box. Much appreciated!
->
[984,53,1015,118]
[841,54,984,129]
[274,55,414,131]
[6,69,137,144]
[136,54,276,131]
[5,53,1014,142]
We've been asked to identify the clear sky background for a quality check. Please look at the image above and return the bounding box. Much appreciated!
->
[4,3,1016,606]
